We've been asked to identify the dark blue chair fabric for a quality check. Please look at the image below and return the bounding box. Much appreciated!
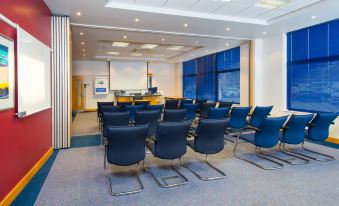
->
[179,99,194,109]
[208,108,229,119]
[200,102,217,117]
[126,105,144,122]
[146,104,164,111]
[241,116,288,148]
[249,106,273,128]
[226,107,252,129]
[134,101,150,109]
[106,125,149,166]
[218,102,233,109]
[97,102,114,116]
[165,100,179,110]
[195,99,207,112]
[183,104,198,121]
[149,121,191,159]
[102,112,130,137]
[187,119,227,154]
[100,105,121,116]
[135,110,161,137]
[306,113,338,141]
[280,114,314,145]
[163,109,187,122]
[117,102,133,111]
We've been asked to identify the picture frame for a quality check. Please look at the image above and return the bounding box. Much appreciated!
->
[0,34,15,111]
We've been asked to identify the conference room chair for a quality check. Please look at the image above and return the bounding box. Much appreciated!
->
[288,113,337,161]
[125,105,144,123]
[247,106,273,128]
[218,101,233,109]
[179,99,194,109]
[146,104,164,112]
[102,112,130,144]
[135,110,161,138]
[165,99,179,110]
[134,100,150,109]
[200,102,217,118]
[234,116,288,170]
[183,103,198,121]
[163,109,187,122]
[97,101,114,124]
[224,106,252,142]
[183,119,227,181]
[275,114,314,165]
[195,99,207,114]
[104,125,149,196]
[99,105,122,129]
[207,107,230,119]
[145,121,192,188]
[117,101,133,111]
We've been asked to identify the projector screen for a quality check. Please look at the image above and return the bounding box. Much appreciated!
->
[109,61,147,90]
[17,27,51,117]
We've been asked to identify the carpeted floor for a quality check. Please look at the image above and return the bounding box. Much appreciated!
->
[72,112,100,136]
[34,139,339,206]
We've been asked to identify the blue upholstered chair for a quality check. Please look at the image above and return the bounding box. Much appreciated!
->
[200,102,217,118]
[224,106,252,142]
[104,125,149,196]
[146,104,164,112]
[99,105,121,129]
[293,113,337,161]
[218,101,233,109]
[184,119,227,181]
[102,112,130,142]
[97,102,114,124]
[183,104,198,121]
[195,99,207,113]
[234,116,288,170]
[125,105,144,123]
[134,101,150,109]
[135,110,161,138]
[145,121,192,188]
[179,99,194,109]
[207,107,230,119]
[163,109,187,122]
[248,106,273,128]
[117,101,133,111]
[165,99,179,110]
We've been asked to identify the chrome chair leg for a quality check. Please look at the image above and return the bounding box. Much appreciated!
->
[180,155,226,181]
[104,150,144,196]
[233,136,284,170]
[286,142,335,162]
[144,159,188,188]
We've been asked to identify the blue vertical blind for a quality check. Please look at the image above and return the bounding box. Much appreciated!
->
[182,47,240,102]
[287,19,339,113]
[216,47,240,103]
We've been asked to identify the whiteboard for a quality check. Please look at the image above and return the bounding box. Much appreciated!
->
[17,27,51,117]
[109,61,147,90]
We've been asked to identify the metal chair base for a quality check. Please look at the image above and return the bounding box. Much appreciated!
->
[104,153,143,196]
[286,142,335,162]
[144,159,188,188]
[233,136,284,170]
[180,155,226,181]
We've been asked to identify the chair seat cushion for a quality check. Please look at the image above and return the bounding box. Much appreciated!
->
[240,133,256,145]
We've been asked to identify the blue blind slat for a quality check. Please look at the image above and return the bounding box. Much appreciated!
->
[291,29,309,61]
[329,20,339,57]
[309,24,328,59]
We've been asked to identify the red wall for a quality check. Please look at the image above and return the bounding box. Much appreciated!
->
[0,0,52,201]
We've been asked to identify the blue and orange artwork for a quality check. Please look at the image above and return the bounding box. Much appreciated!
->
[0,44,9,99]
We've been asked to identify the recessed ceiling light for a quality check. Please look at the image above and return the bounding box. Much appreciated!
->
[195,41,199,44]
[130,53,142,57]
[226,27,230,31]
[81,42,85,45]
[225,43,229,47]
[141,44,158,49]
[311,16,317,19]
[123,35,127,39]
[184,23,188,27]
[82,49,85,52]
[262,31,267,35]
[161,38,165,42]
[206,50,209,52]
[80,32,84,35]
[135,18,139,22]
[167,45,184,51]
[76,12,81,16]
[112,42,129,47]
[191,54,194,57]
[255,0,290,9]
[107,51,120,55]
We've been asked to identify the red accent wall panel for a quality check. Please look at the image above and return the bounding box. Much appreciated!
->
[0,0,52,201]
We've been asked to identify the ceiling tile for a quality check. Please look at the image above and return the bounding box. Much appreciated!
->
[108,0,135,4]
[212,2,251,16]
[163,0,199,10]
[236,6,271,18]
[189,0,228,13]
[135,0,168,7]
[256,9,290,20]
[279,0,322,11]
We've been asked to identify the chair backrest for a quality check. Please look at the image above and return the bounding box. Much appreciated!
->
[102,112,130,137]
[100,105,121,116]
[125,105,144,122]
[229,107,252,128]
[97,101,114,108]
[106,125,149,166]
[200,102,217,117]
[153,121,192,159]
[146,104,164,111]
[208,107,230,119]
[282,114,314,144]
[218,101,233,109]
[183,103,198,121]
[179,99,194,109]
[165,99,179,109]
[307,113,338,141]
[194,119,228,154]
[135,110,161,137]
[255,116,288,148]
[195,99,207,111]
[249,106,273,128]
[117,101,133,111]
[163,109,187,122]
[134,101,150,108]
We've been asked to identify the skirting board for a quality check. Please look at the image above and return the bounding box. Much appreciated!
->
[0,148,53,206]
[326,137,339,144]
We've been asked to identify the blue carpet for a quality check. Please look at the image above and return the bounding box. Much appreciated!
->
[71,134,101,148]
[11,150,59,206]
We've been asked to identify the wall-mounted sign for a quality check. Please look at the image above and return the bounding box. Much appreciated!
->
[94,76,109,95]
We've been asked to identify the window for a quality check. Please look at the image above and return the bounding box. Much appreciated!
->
[216,47,240,103]
[183,60,196,99]
[287,19,339,113]
[195,54,216,101]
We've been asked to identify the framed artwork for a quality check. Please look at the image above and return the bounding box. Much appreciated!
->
[93,76,109,95]
[0,35,15,111]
